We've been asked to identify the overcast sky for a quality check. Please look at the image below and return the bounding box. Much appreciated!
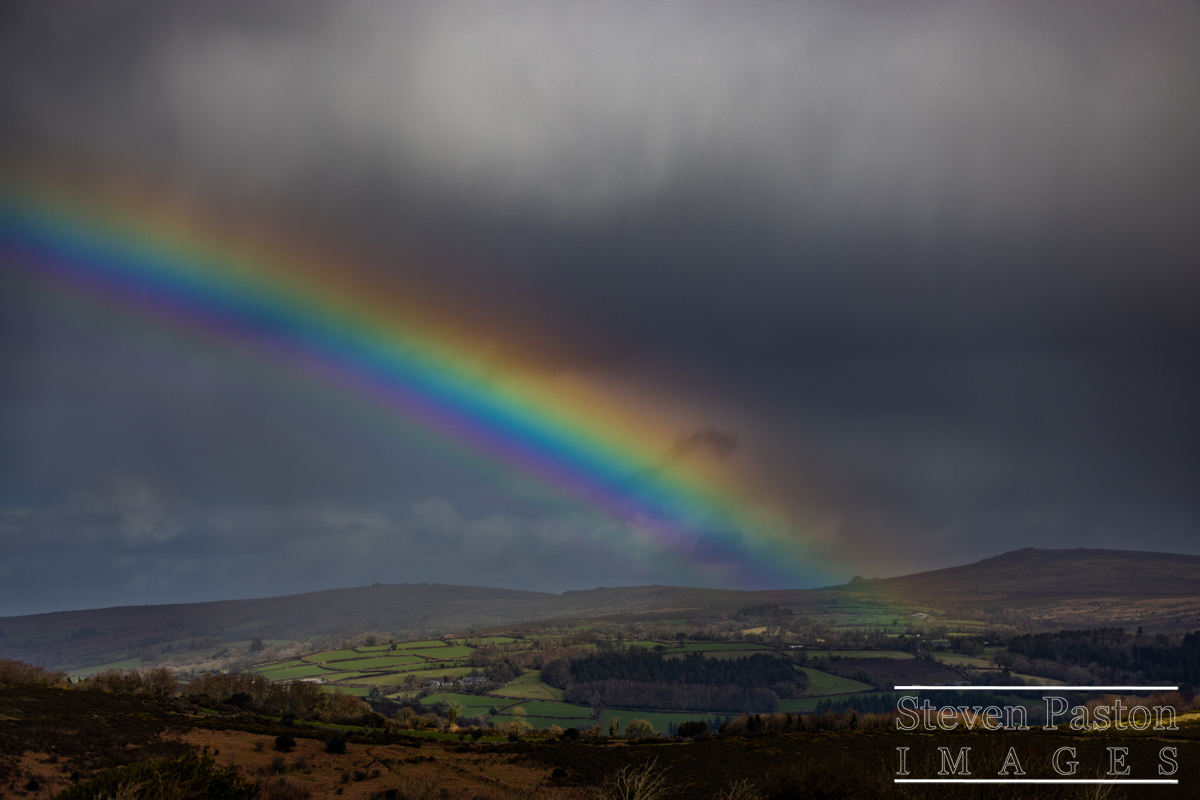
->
[2,0,1198,615]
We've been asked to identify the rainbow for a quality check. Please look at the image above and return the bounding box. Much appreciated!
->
[0,179,832,588]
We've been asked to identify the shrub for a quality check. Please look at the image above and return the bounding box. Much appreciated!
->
[259,778,312,800]
[713,779,763,800]
[594,758,671,800]
[0,658,67,687]
[325,732,347,754]
[274,733,296,752]
[54,753,256,800]
[367,775,441,800]
[626,719,656,739]
[676,720,709,738]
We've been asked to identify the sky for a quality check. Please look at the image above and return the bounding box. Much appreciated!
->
[1,0,1198,616]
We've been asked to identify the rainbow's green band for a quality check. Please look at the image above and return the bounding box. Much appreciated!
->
[0,183,830,588]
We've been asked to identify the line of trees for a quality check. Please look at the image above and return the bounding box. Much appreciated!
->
[1002,628,1200,685]
[560,649,804,692]
[540,647,806,713]
[566,679,781,713]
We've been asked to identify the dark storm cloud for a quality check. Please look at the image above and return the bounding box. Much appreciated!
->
[1,0,1198,610]
[669,428,738,463]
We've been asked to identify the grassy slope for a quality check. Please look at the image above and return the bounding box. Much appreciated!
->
[491,671,565,700]
[799,667,874,696]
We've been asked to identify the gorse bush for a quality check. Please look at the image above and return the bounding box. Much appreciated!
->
[53,753,257,800]
[185,671,371,721]
[0,658,67,687]
[594,758,671,800]
[82,668,177,696]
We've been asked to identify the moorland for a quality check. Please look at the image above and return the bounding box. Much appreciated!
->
[2,547,1199,799]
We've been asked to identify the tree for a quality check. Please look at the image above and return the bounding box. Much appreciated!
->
[607,715,621,737]
[325,733,347,754]
[447,700,463,729]
[274,733,296,753]
[626,719,656,739]
[249,637,264,653]
[676,720,708,738]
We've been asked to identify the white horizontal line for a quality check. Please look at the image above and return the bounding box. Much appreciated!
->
[895,779,1178,785]
[895,686,1178,691]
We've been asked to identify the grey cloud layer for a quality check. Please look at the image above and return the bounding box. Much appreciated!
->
[7,1,1198,240]
[1,0,1198,611]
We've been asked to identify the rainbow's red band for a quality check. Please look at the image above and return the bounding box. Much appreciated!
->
[0,182,830,588]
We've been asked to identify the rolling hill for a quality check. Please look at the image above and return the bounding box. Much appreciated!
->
[4,547,1199,670]
[0,582,830,670]
[835,547,1200,630]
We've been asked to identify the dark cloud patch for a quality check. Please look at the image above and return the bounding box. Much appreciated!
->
[668,428,738,463]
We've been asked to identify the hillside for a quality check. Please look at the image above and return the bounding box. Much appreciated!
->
[0,582,828,670]
[836,547,1200,629]
[6,547,1200,671]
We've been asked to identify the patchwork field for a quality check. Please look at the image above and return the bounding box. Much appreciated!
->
[490,671,565,700]
[933,653,998,669]
[798,667,873,696]
[832,658,964,686]
[240,631,940,734]
[225,588,1011,734]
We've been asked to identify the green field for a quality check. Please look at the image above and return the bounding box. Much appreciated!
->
[405,646,474,660]
[599,709,726,736]
[393,640,456,650]
[425,692,506,713]
[260,663,340,680]
[354,666,476,686]
[327,672,396,682]
[491,671,565,700]
[779,693,870,713]
[252,659,306,673]
[308,649,365,662]
[320,655,424,670]
[499,700,591,719]
[1010,672,1065,686]
[799,667,874,696]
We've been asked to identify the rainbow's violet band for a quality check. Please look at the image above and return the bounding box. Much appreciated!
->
[0,186,827,588]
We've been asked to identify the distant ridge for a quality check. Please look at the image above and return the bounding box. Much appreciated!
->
[830,547,1200,629]
[0,582,828,669]
[5,547,1199,670]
